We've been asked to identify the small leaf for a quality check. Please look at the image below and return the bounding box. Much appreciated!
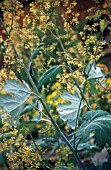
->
[57,91,84,129]
[76,110,111,148]
[31,114,41,122]
[31,43,44,59]
[38,100,43,112]
[37,65,62,89]
[0,79,31,127]
[18,114,41,136]
[21,104,33,115]
[85,63,104,80]
[18,114,41,137]
[18,122,37,137]
[67,40,80,48]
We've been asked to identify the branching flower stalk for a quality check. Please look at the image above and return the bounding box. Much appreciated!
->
[53,31,92,152]
[0,17,86,170]
[51,30,91,111]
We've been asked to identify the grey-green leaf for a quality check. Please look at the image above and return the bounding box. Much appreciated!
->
[83,110,109,121]
[37,65,62,89]
[85,63,104,80]
[4,79,31,95]
[31,114,41,122]
[0,79,31,127]
[76,110,111,148]
[57,91,84,129]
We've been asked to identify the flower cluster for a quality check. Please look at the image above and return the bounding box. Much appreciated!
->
[0,122,44,170]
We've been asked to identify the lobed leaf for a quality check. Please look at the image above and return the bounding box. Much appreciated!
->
[85,63,104,80]
[31,114,41,122]
[0,79,32,127]
[57,91,84,129]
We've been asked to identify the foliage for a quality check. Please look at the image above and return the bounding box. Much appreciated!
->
[76,110,111,147]
[0,0,111,170]
[57,90,84,129]
[0,79,32,127]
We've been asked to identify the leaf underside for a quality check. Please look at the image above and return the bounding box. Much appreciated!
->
[0,79,31,127]
[57,91,84,129]
[85,63,104,80]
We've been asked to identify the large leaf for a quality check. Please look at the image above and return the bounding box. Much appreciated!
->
[83,110,109,121]
[37,65,62,89]
[0,79,31,127]
[57,91,84,129]
[76,110,111,148]
[85,63,104,80]
[4,79,31,95]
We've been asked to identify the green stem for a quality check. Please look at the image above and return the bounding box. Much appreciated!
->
[29,132,47,167]
[74,80,89,148]
[5,161,10,170]
[74,77,91,111]
[29,133,37,149]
